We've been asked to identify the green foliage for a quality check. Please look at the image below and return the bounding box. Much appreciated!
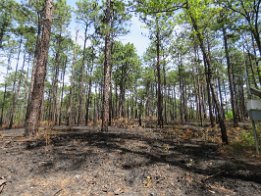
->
[0,0,20,47]
[225,110,233,120]
[53,0,71,31]
[112,41,142,91]
[133,0,183,14]
[240,131,256,147]
[111,0,132,36]
[75,0,99,26]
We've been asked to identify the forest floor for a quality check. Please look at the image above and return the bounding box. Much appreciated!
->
[0,124,261,196]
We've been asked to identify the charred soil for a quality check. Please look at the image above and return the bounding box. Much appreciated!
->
[0,127,261,196]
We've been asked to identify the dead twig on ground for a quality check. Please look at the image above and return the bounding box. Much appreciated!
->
[0,179,7,194]
[53,189,63,196]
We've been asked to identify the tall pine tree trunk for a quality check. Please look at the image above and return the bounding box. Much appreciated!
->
[155,17,163,128]
[8,39,22,129]
[77,24,88,125]
[101,0,112,132]
[25,12,42,121]
[0,53,12,127]
[59,57,67,126]
[85,48,94,126]
[9,50,27,129]
[222,26,238,126]
[189,12,228,144]
[25,0,53,136]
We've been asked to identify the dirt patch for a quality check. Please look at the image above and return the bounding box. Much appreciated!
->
[1,127,261,195]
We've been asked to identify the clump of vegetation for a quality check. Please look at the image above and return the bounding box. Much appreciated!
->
[225,111,234,121]
[240,129,261,148]
[241,131,256,147]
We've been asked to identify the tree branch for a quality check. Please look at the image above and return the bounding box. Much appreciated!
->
[250,87,261,98]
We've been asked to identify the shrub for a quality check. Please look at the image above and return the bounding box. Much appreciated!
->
[240,131,256,146]
[225,110,233,121]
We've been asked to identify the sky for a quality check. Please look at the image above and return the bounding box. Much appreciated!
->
[66,0,149,56]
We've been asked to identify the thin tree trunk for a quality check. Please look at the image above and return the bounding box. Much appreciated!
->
[67,86,72,126]
[50,52,60,124]
[85,47,94,126]
[67,30,79,126]
[9,49,26,129]
[217,77,225,119]
[109,64,113,126]
[101,0,112,132]
[173,86,177,121]
[0,52,12,127]
[162,51,167,124]
[188,10,228,143]
[155,16,163,128]
[222,27,238,126]
[247,50,258,88]
[77,24,88,125]
[59,57,67,126]
[250,33,261,86]
[8,39,22,129]
[178,63,185,124]
[194,46,203,126]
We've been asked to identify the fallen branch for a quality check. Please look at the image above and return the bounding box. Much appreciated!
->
[53,189,63,196]
[0,179,7,194]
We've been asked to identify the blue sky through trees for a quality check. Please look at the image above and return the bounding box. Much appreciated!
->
[67,0,149,56]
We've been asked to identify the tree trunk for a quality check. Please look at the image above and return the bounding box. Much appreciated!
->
[178,63,185,124]
[0,52,12,127]
[85,47,94,126]
[217,77,225,119]
[222,26,239,126]
[155,16,163,128]
[162,51,167,124]
[9,48,26,129]
[109,63,113,126]
[25,12,42,122]
[188,11,228,144]
[77,24,88,125]
[247,50,258,88]
[50,51,60,124]
[250,34,261,86]
[25,0,53,136]
[118,83,125,118]
[67,86,72,126]
[101,0,112,132]
[202,57,215,127]
[59,57,67,126]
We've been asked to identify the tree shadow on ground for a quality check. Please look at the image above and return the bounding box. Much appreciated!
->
[25,129,261,184]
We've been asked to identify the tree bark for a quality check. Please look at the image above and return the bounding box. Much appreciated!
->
[155,16,164,128]
[77,24,88,125]
[222,27,238,126]
[25,11,42,122]
[9,46,26,129]
[101,0,112,132]
[0,52,12,127]
[25,0,53,136]
[85,47,95,125]
[59,57,67,126]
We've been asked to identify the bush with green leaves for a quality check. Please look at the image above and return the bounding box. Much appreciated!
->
[240,128,261,147]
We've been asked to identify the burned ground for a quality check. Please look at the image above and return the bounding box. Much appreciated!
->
[0,127,261,195]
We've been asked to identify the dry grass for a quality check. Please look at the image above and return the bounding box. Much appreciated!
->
[111,118,139,129]
[22,175,75,196]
